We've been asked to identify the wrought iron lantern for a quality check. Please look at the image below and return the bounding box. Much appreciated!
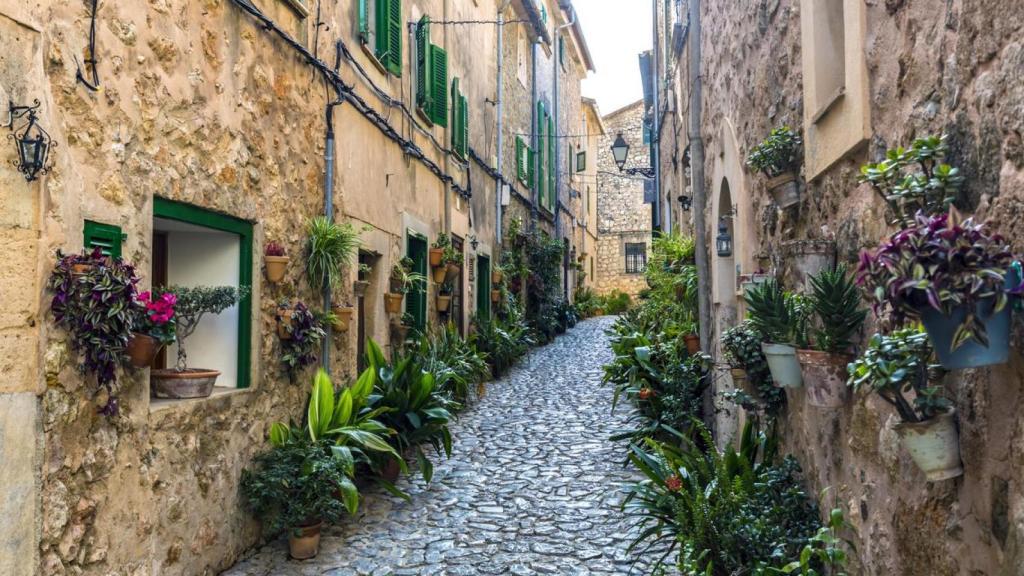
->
[610,133,630,171]
[716,218,733,257]
[6,100,53,182]
[678,194,692,211]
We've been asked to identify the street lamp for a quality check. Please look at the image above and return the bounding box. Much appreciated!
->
[6,100,53,182]
[716,218,733,257]
[610,133,630,171]
[678,194,692,212]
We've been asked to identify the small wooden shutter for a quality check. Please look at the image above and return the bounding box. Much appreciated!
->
[548,115,555,210]
[451,78,466,158]
[358,0,368,43]
[536,102,545,209]
[83,220,124,259]
[459,95,468,158]
[515,137,526,181]
[385,0,402,75]
[416,16,432,115]
[430,45,448,127]
[375,0,390,64]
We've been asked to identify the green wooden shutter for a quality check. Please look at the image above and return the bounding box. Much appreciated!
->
[375,0,390,64]
[528,147,535,188]
[430,45,448,127]
[83,220,124,259]
[515,137,526,181]
[406,234,428,331]
[358,0,368,43]
[416,16,432,115]
[476,255,491,320]
[460,94,468,157]
[536,102,545,209]
[451,78,464,157]
[548,115,555,210]
[385,0,402,75]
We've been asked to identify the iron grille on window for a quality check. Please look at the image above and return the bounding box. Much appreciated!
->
[625,243,647,274]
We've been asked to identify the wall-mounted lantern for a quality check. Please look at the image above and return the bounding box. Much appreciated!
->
[678,194,692,211]
[610,133,630,170]
[716,218,733,258]
[5,100,54,182]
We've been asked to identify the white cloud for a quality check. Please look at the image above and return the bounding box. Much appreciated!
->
[574,0,651,113]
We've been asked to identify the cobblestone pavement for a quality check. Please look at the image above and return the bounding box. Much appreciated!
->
[224,317,652,576]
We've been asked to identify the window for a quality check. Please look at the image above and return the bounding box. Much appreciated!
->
[281,0,309,18]
[517,28,529,87]
[358,0,402,75]
[516,136,533,185]
[84,220,125,259]
[406,233,428,331]
[476,254,491,320]
[536,102,547,210]
[576,151,586,173]
[451,78,468,159]
[152,198,253,389]
[415,17,448,127]
[624,242,647,274]
[810,0,845,116]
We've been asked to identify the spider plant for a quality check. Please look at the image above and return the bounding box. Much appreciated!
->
[306,217,361,290]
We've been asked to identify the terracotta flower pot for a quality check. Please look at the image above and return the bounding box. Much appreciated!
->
[126,333,160,368]
[353,280,369,297]
[150,369,220,399]
[895,408,963,482]
[491,270,503,284]
[766,172,800,209]
[594,308,604,316]
[730,367,749,392]
[796,349,852,408]
[71,262,96,276]
[436,295,452,312]
[384,293,404,315]
[445,262,461,282]
[391,322,410,342]
[288,522,323,560]
[264,255,289,284]
[388,277,404,293]
[491,289,501,303]
[684,334,700,355]
[432,266,448,283]
[379,458,402,483]
[332,306,354,332]
[429,248,444,267]
[276,307,296,340]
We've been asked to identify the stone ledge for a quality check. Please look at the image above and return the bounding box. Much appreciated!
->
[149,386,255,417]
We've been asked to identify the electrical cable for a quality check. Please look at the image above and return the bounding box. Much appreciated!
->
[75,0,101,91]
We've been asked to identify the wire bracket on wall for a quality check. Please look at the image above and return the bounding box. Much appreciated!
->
[75,0,101,92]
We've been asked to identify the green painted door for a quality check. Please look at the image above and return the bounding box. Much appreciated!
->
[406,233,428,331]
[476,254,490,320]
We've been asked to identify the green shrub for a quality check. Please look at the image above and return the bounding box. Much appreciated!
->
[419,323,489,404]
[601,289,633,314]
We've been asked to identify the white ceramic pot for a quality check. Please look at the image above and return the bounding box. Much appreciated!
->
[895,408,963,482]
[762,343,803,388]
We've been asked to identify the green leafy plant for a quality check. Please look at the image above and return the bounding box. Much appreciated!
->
[601,289,633,315]
[721,321,784,416]
[390,257,426,295]
[768,506,852,575]
[746,126,802,178]
[307,217,361,290]
[858,134,962,226]
[745,279,807,346]
[278,301,326,378]
[419,323,489,404]
[160,285,247,371]
[847,328,949,423]
[473,306,534,378]
[807,265,866,353]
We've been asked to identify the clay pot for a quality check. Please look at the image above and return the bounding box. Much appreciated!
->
[276,307,296,339]
[150,369,220,399]
[391,322,410,342]
[491,289,501,303]
[895,408,963,482]
[429,248,444,267]
[796,349,852,408]
[445,262,461,282]
[384,293,404,315]
[71,262,96,276]
[331,306,354,332]
[730,367,748,392]
[288,522,323,560]
[388,277,404,293]
[684,334,700,355]
[379,458,402,483]
[126,333,160,368]
[491,270,503,284]
[762,343,803,388]
[353,280,370,297]
[766,172,800,209]
[436,294,452,313]
[432,266,448,283]
[264,255,289,284]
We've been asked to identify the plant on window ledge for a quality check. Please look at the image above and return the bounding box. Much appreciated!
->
[149,285,248,399]
[48,248,141,416]
[278,301,326,378]
[306,217,361,291]
[745,125,803,208]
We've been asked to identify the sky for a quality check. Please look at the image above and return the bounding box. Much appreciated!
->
[574,0,652,115]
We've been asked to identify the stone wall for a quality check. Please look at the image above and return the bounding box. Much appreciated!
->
[595,100,651,296]
[675,0,1024,573]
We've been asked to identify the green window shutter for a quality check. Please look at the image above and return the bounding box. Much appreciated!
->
[415,16,432,115]
[83,220,124,259]
[548,115,555,210]
[536,102,545,209]
[515,137,526,181]
[385,0,402,75]
[375,0,390,64]
[460,94,468,157]
[451,78,466,158]
[358,0,368,43]
[528,147,536,187]
[430,45,448,127]
[476,255,491,320]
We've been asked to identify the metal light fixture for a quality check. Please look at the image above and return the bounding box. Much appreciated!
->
[716,218,733,258]
[469,234,479,251]
[678,194,691,211]
[5,100,53,182]
[610,133,630,171]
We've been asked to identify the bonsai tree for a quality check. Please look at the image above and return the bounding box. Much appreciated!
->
[745,126,802,178]
[807,265,866,354]
[306,216,361,290]
[858,134,963,227]
[160,285,248,371]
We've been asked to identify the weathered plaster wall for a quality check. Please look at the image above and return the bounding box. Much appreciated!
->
[688,0,1024,573]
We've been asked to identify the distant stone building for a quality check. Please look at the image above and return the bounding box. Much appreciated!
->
[595,99,651,296]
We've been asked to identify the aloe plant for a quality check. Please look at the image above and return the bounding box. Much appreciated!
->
[807,265,866,353]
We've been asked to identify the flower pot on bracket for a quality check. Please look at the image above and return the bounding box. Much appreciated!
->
[264,256,289,284]
[150,369,220,399]
[332,306,354,332]
[920,298,1012,370]
[781,240,836,293]
[894,408,963,482]
[436,295,452,313]
[491,289,501,303]
[445,263,461,282]
[429,248,444,267]
[492,270,503,284]
[684,334,700,355]
[432,266,448,284]
[288,522,323,560]
[762,343,803,388]
[390,321,410,342]
[384,293,404,315]
[766,172,800,209]
[796,349,851,408]
[276,307,296,340]
[730,368,749,392]
[353,280,370,297]
[126,333,160,368]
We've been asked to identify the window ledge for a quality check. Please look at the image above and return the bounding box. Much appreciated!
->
[279,0,309,18]
[150,386,254,415]
[811,86,845,125]
[359,43,390,76]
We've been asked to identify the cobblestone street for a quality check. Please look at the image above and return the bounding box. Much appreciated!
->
[224,317,650,576]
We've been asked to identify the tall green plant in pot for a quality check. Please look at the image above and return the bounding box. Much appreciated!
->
[848,328,961,481]
[745,279,808,388]
[307,216,361,293]
[797,265,867,408]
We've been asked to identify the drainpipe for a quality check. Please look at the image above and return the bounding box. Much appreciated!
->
[321,43,345,373]
[495,1,513,249]
[651,0,663,235]
[530,39,539,228]
[554,9,575,299]
[443,0,452,234]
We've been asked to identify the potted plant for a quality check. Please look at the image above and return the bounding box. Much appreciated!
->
[491,287,502,303]
[745,125,802,209]
[127,290,178,368]
[443,245,463,282]
[307,216,360,291]
[386,258,425,315]
[429,233,451,268]
[48,249,140,416]
[491,264,504,285]
[264,241,289,284]
[278,301,326,378]
[331,302,355,332]
[848,328,961,481]
[745,279,809,388]
[857,207,1020,369]
[150,286,247,399]
[797,265,867,408]
[353,263,372,297]
[682,321,700,355]
[721,321,763,394]
[436,280,453,313]
[391,313,415,342]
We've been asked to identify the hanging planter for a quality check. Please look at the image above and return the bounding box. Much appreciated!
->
[491,289,501,303]
[353,280,370,297]
[766,173,800,208]
[432,266,448,283]
[894,408,963,482]
[796,350,850,408]
[762,343,803,388]
[429,247,444,267]
[730,367,749,392]
[126,333,160,368]
[492,269,503,284]
[920,299,1011,370]
[288,521,323,560]
[264,242,289,284]
[276,305,297,340]
[445,262,461,283]
[684,333,700,355]
[746,126,803,210]
[781,240,835,292]
[436,294,452,313]
[384,293,404,315]
[331,305,354,332]
[390,320,410,342]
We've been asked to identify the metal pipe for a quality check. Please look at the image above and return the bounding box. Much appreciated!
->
[530,38,539,227]
[322,99,338,372]
[651,0,663,234]
[495,1,513,249]
[554,9,575,298]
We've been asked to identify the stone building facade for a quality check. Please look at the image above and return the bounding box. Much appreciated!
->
[595,99,652,297]
[0,0,593,574]
[660,0,1024,573]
